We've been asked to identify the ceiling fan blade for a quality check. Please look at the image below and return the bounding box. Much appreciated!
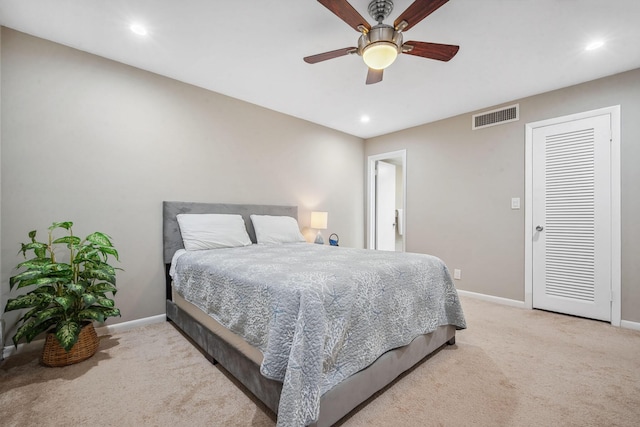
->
[394,0,450,32]
[304,47,357,64]
[402,41,459,61]
[366,68,383,85]
[318,0,371,32]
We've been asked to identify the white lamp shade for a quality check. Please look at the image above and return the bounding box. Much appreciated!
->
[362,42,398,70]
[310,211,328,230]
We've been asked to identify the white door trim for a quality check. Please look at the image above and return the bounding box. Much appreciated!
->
[375,161,397,251]
[367,150,407,250]
[524,105,621,326]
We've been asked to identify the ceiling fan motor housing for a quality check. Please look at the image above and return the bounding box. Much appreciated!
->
[358,24,403,57]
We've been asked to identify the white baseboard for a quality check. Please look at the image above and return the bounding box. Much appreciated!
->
[94,314,166,335]
[620,320,640,331]
[458,290,640,331]
[2,314,166,360]
[457,289,527,308]
[2,338,44,360]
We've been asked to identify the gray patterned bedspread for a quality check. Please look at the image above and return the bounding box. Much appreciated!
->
[171,243,466,427]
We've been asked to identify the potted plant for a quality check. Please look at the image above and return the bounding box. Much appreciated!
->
[4,221,121,366]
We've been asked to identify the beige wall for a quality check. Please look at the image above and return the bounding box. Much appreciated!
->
[2,25,637,346]
[0,28,365,341]
[366,68,640,323]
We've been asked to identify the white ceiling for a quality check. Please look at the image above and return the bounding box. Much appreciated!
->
[1,0,639,139]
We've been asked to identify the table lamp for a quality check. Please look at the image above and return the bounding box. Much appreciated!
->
[310,211,328,244]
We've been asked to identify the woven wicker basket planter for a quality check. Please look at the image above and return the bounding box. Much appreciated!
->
[41,323,99,367]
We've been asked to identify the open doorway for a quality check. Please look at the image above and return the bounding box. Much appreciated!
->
[367,150,407,251]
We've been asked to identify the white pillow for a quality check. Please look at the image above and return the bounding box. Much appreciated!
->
[250,215,306,244]
[177,214,252,250]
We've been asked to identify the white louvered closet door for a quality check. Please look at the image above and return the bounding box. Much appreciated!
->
[532,114,611,321]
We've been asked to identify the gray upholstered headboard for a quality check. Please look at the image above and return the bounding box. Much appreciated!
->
[162,201,299,264]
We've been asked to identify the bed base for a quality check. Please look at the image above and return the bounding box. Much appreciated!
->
[166,299,283,412]
[167,299,455,427]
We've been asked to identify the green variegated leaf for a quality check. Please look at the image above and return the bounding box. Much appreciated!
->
[17,276,65,289]
[21,303,49,322]
[12,269,46,280]
[95,297,115,308]
[55,321,81,351]
[77,308,105,323]
[5,294,41,311]
[88,282,117,295]
[54,295,75,311]
[77,259,108,269]
[25,319,56,343]
[83,293,97,306]
[19,242,48,256]
[35,307,65,324]
[30,296,54,310]
[28,230,37,240]
[65,283,84,294]
[53,235,81,247]
[76,250,103,263]
[10,270,44,288]
[13,318,37,345]
[75,279,92,289]
[86,232,113,247]
[49,221,73,231]
[97,307,121,318]
[17,258,51,269]
[98,246,119,261]
[21,306,40,322]
[29,285,56,302]
[42,263,72,273]
[90,261,116,275]
[13,318,55,345]
[74,247,98,260]
[82,269,115,284]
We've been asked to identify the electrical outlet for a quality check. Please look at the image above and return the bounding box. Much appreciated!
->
[454,269,462,280]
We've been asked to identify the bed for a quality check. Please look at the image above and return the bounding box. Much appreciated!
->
[163,201,466,427]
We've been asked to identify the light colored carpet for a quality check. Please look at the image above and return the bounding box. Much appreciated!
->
[1,296,639,427]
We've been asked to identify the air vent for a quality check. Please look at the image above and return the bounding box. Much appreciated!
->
[472,104,519,130]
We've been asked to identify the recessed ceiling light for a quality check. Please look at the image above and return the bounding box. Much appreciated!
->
[585,40,604,51]
[130,23,148,36]
[361,115,371,123]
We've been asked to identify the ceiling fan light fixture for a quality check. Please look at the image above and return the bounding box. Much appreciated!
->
[363,42,398,70]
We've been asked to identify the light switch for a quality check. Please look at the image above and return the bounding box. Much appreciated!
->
[511,197,521,210]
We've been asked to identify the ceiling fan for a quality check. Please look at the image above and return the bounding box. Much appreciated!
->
[304,0,459,84]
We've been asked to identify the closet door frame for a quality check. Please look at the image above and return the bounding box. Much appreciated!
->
[524,105,621,326]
